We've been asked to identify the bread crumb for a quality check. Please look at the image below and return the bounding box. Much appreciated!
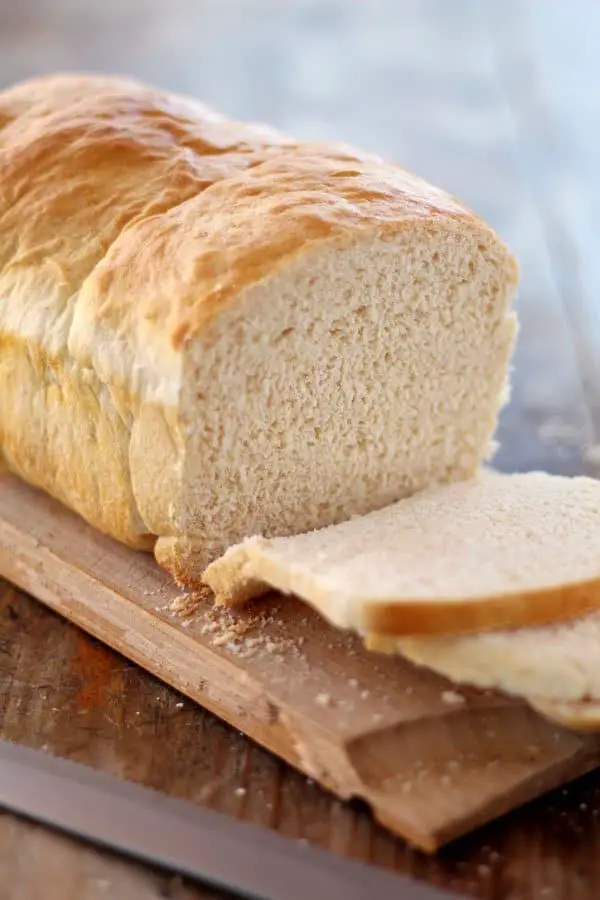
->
[197,605,306,664]
[360,690,370,700]
[348,678,359,688]
[169,589,209,618]
[234,787,247,797]
[441,690,465,706]
[175,702,184,709]
[315,693,332,707]
[211,633,232,647]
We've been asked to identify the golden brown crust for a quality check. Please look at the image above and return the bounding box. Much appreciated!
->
[0,74,291,331]
[0,74,291,543]
[79,143,486,367]
[362,578,600,637]
[0,73,292,385]
[0,73,500,391]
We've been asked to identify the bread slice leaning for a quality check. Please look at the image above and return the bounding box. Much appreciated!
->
[202,470,600,636]
[368,615,600,732]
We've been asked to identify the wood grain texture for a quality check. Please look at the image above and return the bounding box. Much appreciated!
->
[0,0,599,898]
[5,519,600,900]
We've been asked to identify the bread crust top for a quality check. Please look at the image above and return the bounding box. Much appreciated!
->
[0,74,512,404]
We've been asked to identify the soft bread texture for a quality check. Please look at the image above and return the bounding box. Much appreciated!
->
[0,74,518,580]
[203,471,600,636]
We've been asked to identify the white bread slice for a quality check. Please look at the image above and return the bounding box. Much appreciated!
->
[371,612,600,701]
[202,470,600,636]
[368,616,600,732]
[0,74,518,584]
[528,699,600,731]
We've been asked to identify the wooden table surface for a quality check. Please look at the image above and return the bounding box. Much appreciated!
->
[1,1,599,898]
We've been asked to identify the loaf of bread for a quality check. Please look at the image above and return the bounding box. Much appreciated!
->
[203,471,600,635]
[0,74,518,583]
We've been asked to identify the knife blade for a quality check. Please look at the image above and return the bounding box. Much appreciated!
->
[0,739,456,900]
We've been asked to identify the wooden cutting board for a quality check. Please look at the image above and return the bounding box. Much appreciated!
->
[1,473,599,853]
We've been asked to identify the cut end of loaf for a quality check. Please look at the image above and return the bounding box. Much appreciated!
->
[154,221,517,580]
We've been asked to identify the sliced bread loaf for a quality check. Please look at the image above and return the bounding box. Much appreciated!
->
[202,470,600,635]
[0,74,518,583]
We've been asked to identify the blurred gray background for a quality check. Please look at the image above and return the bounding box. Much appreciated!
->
[1,0,598,473]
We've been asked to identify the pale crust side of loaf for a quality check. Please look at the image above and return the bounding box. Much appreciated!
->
[0,74,517,567]
[0,336,152,547]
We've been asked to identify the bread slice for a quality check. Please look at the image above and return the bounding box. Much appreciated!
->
[528,699,600,732]
[203,470,600,635]
[0,74,518,584]
[368,614,600,732]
